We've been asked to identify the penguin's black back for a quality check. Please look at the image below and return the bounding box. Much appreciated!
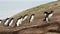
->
[4,18,9,22]
[9,18,14,22]
[23,14,28,19]
[30,14,35,20]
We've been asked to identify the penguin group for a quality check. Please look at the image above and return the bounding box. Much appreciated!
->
[0,10,54,27]
[16,14,35,26]
[4,18,14,26]
[0,14,35,27]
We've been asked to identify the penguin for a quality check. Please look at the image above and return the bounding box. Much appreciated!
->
[9,18,14,26]
[4,18,10,26]
[16,16,23,26]
[29,14,35,23]
[23,14,28,21]
[0,20,2,24]
[43,11,54,22]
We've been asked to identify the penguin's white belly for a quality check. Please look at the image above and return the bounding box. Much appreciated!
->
[17,20,20,26]
[30,16,34,23]
[17,19,23,26]
[0,21,1,24]
[46,18,49,22]
[23,16,28,21]
[48,14,53,18]
[17,19,21,24]
[4,20,9,25]
[9,20,13,26]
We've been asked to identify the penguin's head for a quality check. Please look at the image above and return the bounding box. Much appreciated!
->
[4,18,9,22]
[17,16,23,20]
[32,14,35,16]
[23,14,28,18]
[44,12,48,14]
[19,16,23,19]
[24,14,28,16]
[50,11,54,13]
[11,18,14,20]
[6,18,9,20]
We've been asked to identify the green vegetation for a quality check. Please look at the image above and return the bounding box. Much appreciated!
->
[12,1,60,18]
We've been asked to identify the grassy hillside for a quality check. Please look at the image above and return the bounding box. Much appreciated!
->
[1,0,60,34]
[12,1,60,19]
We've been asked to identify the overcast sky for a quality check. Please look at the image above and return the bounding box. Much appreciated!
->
[0,0,57,19]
